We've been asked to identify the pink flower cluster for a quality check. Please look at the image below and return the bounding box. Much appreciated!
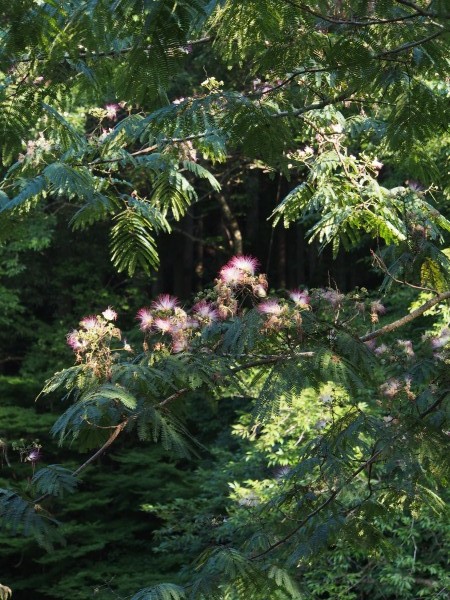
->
[257,289,310,331]
[136,294,219,353]
[104,103,121,120]
[68,257,314,358]
[430,327,450,350]
[67,308,120,354]
[215,255,268,318]
[320,289,345,309]
[134,257,312,341]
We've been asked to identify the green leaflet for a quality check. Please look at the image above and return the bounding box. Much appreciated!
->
[0,489,62,550]
[32,465,78,498]
[131,584,186,600]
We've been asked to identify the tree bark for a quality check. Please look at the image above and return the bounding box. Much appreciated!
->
[217,194,243,255]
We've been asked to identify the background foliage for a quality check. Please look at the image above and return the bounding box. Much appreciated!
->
[0,1,449,598]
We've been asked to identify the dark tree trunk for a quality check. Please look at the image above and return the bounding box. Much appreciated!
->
[217,194,243,255]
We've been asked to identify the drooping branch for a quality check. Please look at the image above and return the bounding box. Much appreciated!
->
[251,388,448,560]
[71,420,128,477]
[252,444,385,559]
[158,388,189,408]
[370,250,437,293]
[378,29,444,56]
[33,419,128,504]
[394,0,448,18]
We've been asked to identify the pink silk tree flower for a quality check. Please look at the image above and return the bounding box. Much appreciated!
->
[151,294,179,312]
[257,299,284,315]
[136,308,153,331]
[228,255,259,275]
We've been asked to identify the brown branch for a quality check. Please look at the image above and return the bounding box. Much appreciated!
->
[360,291,450,342]
[158,388,189,407]
[273,89,355,118]
[370,250,438,293]
[253,66,339,97]
[231,353,315,373]
[252,445,385,559]
[33,420,128,504]
[378,29,444,56]
[72,420,128,477]
[283,0,429,25]
[394,0,444,17]
[86,133,210,167]
[14,36,212,65]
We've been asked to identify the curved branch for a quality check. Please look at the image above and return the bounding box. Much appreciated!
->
[85,133,211,167]
[283,0,431,25]
[252,445,384,559]
[360,291,450,342]
[394,0,448,18]
[273,89,355,118]
[71,419,128,477]
[251,388,448,560]
[33,420,128,504]
[158,388,189,407]
[378,29,444,56]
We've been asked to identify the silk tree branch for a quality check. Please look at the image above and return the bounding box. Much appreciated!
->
[158,388,189,407]
[71,420,128,477]
[14,36,212,65]
[378,29,444,56]
[32,290,450,506]
[33,419,128,504]
[360,290,450,342]
[394,0,449,18]
[273,89,355,118]
[251,444,385,559]
[85,133,210,167]
[251,389,448,561]
[283,0,432,25]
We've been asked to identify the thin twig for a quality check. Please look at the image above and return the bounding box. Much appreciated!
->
[394,0,444,18]
[378,29,444,56]
[86,133,210,167]
[283,0,430,25]
[231,354,314,373]
[158,388,189,407]
[252,445,385,559]
[273,89,355,118]
[251,389,448,560]
[14,36,212,65]
[370,250,438,293]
